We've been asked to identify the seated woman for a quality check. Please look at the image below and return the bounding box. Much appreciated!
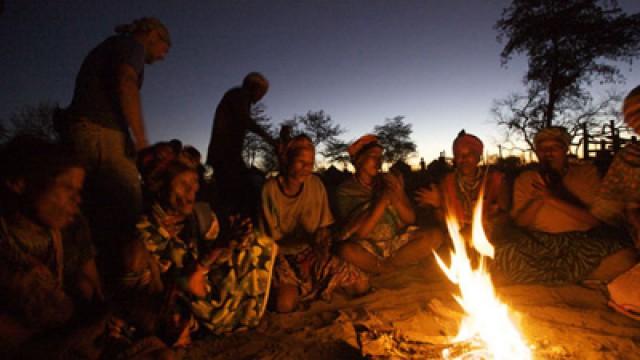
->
[415,130,510,236]
[261,135,369,313]
[593,85,640,236]
[334,135,444,274]
[494,126,636,284]
[121,142,275,338]
[0,136,107,357]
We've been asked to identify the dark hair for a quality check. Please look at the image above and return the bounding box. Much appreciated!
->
[0,135,83,213]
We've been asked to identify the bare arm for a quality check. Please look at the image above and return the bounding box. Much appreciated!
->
[545,196,600,227]
[511,173,544,228]
[512,175,600,229]
[512,197,545,228]
[116,63,147,151]
[343,195,390,239]
[76,259,104,303]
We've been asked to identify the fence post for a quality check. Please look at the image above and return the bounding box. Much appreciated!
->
[582,122,589,159]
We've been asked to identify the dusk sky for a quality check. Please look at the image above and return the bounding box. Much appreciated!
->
[2,0,640,164]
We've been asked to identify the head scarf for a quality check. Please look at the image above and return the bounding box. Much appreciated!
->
[452,130,483,156]
[534,126,571,150]
[348,134,383,163]
[138,141,200,195]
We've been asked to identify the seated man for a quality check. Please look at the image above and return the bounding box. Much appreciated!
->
[261,135,369,313]
[335,135,444,274]
[494,126,636,284]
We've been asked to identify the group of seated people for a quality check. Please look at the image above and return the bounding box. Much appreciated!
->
[1,85,640,358]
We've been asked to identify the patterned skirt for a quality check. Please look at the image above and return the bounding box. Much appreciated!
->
[492,224,633,285]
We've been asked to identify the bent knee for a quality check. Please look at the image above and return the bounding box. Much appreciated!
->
[590,248,638,281]
[610,248,638,267]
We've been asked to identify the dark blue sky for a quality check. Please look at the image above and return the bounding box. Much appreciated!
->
[2,0,639,164]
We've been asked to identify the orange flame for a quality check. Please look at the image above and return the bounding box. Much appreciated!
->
[434,186,531,360]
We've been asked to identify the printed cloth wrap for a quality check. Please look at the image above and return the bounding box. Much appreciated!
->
[135,202,276,334]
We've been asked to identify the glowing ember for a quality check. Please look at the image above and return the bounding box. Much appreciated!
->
[434,190,531,360]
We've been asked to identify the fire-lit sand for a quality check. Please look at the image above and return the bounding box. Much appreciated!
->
[185,201,640,359]
[185,266,640,359]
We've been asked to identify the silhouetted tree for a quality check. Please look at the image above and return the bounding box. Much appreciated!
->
[280,118,303,137]
[0,101,59,143]
[298,110,345,147]
[496,0,640,128]
[322,138,350,168]
[282,110,346,166]
[373,116,417,164]
[243,103,278,171]
[492,87,623,150]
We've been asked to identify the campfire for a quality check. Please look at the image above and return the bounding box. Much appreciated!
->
[354,190,534,359]
[433,192,531,360]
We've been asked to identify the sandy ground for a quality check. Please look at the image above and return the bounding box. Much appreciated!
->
[183,262,640,359]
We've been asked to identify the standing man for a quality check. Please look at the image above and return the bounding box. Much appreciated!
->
[59,18,170,258]
[206,72,278,220]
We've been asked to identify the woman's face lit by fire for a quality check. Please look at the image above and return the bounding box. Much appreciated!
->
[166,169,199,217]
[286,148,315,184]
[453,145,481,177]
[33,167,85,230]
[355,147,383,179]
[535,140,568,172]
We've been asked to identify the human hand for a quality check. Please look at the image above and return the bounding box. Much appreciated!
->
[382,172,404,202]
[383,172,402,191]
[228,215,253,249]
[415,185,441,208]
[186,267,208,298]
[531,174,553,201]
[199,247,231,268]
[313,229,332,259]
